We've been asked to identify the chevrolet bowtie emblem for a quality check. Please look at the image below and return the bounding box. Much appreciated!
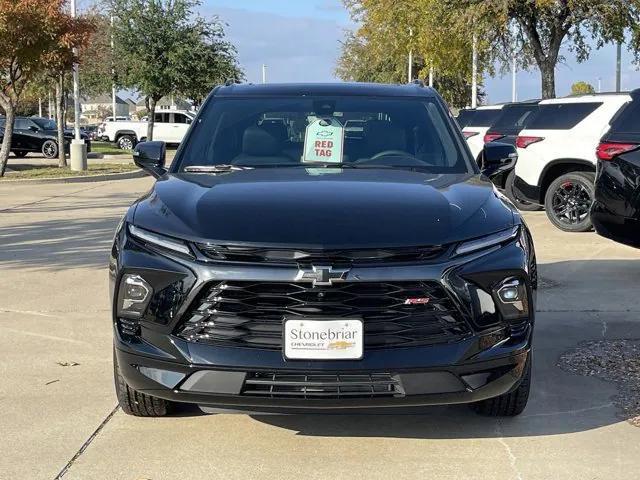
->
[295,266,349,286]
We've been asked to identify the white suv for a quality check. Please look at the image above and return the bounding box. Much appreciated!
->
[461,105,505,160]
[513,93,632,232]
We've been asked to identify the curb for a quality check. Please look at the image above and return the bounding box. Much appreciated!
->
[0,169,147,185]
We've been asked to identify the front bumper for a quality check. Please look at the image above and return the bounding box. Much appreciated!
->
[115,329,530,410]
[110,221,536,410]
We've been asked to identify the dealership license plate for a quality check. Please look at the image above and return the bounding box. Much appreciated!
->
[284,319,363,360]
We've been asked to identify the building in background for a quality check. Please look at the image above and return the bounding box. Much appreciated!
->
[125,98,137,117]
[81,95,129,123]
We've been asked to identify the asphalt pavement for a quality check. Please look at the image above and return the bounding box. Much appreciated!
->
[0,175,639,480]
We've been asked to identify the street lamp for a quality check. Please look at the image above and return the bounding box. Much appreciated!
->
[70,0,87,171]
[471,35,478,108]
[408,28,413,83]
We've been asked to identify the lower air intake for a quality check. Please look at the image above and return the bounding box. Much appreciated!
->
[242,372,403,399]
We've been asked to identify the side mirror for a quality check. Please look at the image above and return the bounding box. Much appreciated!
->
[133,141,167,178]
[29,125,39,132]
[481,142,518,179]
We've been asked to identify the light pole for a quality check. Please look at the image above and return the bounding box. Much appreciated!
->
[511,53,517,102]
[471,35,478,108]
[407,28,413,83]
[111,15,117,122]
[615,41,622,92]
[70,0,87,171]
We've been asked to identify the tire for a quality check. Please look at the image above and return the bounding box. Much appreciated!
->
[470,355,532,417]
[117,135,136,151]
[544,172,595,232]
[504,170,541,212]
[41,140,58,159]
[113,349,171,417]
[12,150,28,158]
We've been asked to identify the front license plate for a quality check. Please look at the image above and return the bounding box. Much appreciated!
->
[284,319,363,360]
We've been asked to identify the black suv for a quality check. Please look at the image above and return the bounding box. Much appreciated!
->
[0,116,91,158]
[591,89,640,247]
[482,101,540,211]
[110,83,536,417]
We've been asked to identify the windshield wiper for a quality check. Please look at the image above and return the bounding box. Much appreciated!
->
[304,162,402,169]
[184,165,253,173]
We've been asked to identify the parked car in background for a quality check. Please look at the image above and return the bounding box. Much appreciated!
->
[81,125,99,141]
[111,82,536,418]
[455,107,476,128]
[461,105,505,161]
[0,116,91,159]
[512,92,632,232]
[98,110,195,150]
[591,89,640,247]
[482,100,540,211]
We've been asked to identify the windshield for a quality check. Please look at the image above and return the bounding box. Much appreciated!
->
[32,118,57,130]
[175,96,472,173]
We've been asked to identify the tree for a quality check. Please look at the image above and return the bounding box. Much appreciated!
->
[79,13,122,97]
[110,0,242,140]
[0,0,93,176]
[447,0,640,99]
[570,81,596,95]
[41,12,94,167]
[337,0,488,107]
[175,17,243,107]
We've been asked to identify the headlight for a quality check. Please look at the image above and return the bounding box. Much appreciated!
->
[118,274,153,318]
[128,224,193,257]
[455,226,519,256]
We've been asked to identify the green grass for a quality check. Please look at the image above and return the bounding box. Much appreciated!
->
[91,142,178,155]
[91,141,130,155]
[3,163,139,180]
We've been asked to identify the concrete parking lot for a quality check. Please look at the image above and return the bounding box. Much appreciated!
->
[1,176,639,480]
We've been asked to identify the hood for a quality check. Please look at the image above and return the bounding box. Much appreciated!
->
[132,168,515,249]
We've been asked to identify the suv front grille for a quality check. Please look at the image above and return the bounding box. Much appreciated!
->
[195,244,447,265]
[242,372,402,398]
[176,281,470,349]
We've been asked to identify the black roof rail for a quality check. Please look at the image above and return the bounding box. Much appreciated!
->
[410,79,425,87]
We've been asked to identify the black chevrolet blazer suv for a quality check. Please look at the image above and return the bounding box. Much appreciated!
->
[110,83,536,417]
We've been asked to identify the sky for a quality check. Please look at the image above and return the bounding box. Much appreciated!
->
[204,0,640,104]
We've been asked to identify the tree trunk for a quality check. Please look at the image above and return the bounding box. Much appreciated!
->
[0,94,16,178]
[56,75,67,168]
[145,96,157,141]
[539,61,556,100]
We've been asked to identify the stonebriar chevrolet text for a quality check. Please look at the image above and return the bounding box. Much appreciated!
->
[110,83,536,417]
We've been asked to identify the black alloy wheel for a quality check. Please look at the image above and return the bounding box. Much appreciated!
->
[42,140,58,159]
[544,172,595,232]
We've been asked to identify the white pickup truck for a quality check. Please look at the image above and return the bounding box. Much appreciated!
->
[98,110,195,150]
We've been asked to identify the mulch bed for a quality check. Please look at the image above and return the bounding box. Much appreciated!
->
[558,339,640,427]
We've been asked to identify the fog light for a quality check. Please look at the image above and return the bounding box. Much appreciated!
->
[118,274,153,318]
[498,283,520,302]
[493,277,528,322]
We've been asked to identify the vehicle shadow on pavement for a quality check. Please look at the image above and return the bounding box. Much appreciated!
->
[0,214,125,270]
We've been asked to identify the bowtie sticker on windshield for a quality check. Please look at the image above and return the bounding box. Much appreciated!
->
[303,118,345,163]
